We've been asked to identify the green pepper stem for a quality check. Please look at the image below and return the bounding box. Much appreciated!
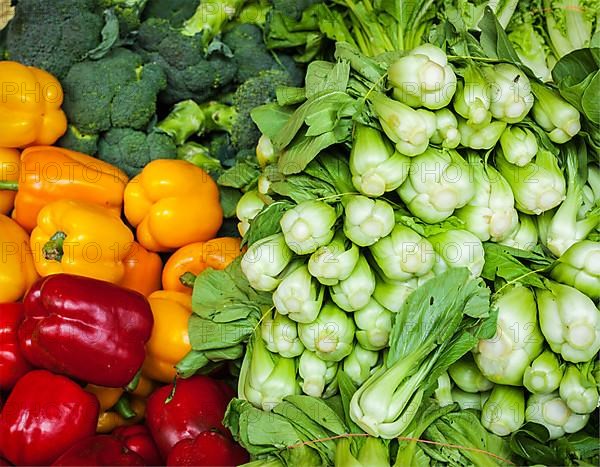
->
[125,370,141,392]
[0,180,18,191]
[42,231,67,262]
[114,396,136,419]
[179,272,197,289]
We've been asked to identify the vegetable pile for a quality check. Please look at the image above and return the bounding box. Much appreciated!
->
[0,0,599,466]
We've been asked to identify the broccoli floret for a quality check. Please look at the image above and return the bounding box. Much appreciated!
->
[222,23,278,82]
[98,0,149,34]
[135,18,237,104]
[58,125,100,156]
[142,0,201,27]
[231,69,297,150]
[61,47,166,134]
[272,0,322,20]
[4,0,104,79]
[98,129,177,177]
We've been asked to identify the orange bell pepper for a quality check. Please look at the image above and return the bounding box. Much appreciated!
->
[162,237,243,294]
[0,146,128,231]
[30,199,134,283]
[96,396,147,434]
[0,214,39,302]
[0,62,67,148]
[142,291,192,383]
[85,385,124,412]
[120,242,163,297]
[0,148,19,215]
[124,160,223,252]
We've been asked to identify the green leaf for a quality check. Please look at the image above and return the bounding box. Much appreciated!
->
[251,103,294,139]
[337,371,363,434]
[188,315,257,350]
[482,243,550,288]
[284,395,348,436]
[218,160,260,190]
[396,215,465,237]
[277,131,339,175]
[85,9,120,60]
[387,268,490,366]
[243,201,294,247]
[271,175,337,203]
[304,152,355,194]
[175,350,209,378]
[276,87,307,106]
[478,7,521,64]
[219,186,242,218]
[305,61,351,99]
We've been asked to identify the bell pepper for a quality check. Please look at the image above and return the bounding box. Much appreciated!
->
[0,303,32,390]
[162,237,243,294]
[96,396,147,434]
[0,370,99,465]
[142,290,192,383]
[0,146,128,232]
[166,431,249,466]
[85,385,125,412]
[145,375,235,457]
[0,214,39,302]
[0,148,19,215]
[18,274,154,387]
[0,62,67,148]
[124,159,223,252]
[51,435,145,466]
[30,199,134,283]
[120,241,163,297]
[113,425,163,466]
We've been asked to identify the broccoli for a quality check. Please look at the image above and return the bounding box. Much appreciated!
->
[156,68,298,153]
[58,125,101,156]
[271,0,323,20]
[135,17,237,105]
[98,129,177,177]
[4,0,104,79]
[222,23,278,82]
[98,0,149,34]
[142,0,201,27]
[61,47,165,134]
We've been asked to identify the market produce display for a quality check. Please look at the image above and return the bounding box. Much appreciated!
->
[0,0,599,466]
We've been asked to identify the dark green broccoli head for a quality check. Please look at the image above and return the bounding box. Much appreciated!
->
[61,48,166,134]
[136,18,237,104]
[98,128,177,176]
[142,0,200,27]
[4,0,104,79]
[58,125,100,156]
[223,23,278,83]
[231,69,297,150]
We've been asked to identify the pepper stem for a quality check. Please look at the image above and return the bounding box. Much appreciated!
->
[43,231,67,262]
[114,395,136,419]
[0,180,18,191]
[125,370,141,392]
[179,272,197,289]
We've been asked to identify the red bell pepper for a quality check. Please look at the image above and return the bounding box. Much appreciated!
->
[0,458,11,466]
[145,376,235,457]
[0,370,99,465]
[0,303,32,390]
[166,431,249,466]
[51,435,145,466]
[113,425,162,466]
[18,274,154,387]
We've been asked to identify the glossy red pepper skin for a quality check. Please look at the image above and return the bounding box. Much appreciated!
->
[0,303,32,390]
[166,431,249,466]
[113,425,162,466]
[51,435,145,466]
[145,376,235,458]
[0,370,99,465]
[18,274,154,387]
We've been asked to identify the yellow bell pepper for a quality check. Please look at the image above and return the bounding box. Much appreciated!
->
[0,214,39,302]
[142,290,192,383]
[96,396,146,434]
[85,385,124,412]
[30,199,134,283]
[124,159,223,252]
[0,148,19,215]
[0,62,67,148]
